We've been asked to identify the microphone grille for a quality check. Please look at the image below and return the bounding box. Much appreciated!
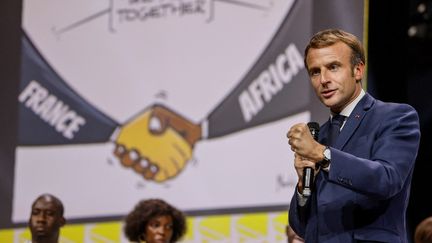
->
[307,122,320,140]
[307,122,320,131]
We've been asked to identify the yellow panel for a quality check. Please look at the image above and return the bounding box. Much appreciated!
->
[272,211,288,233]
[183,217,195,240]
[89,221,122,242]
[0,229,14,243]
[60,224,85,242]
[236,213,268,237]
[272,212,289,242]
[18,228,31,243]
[199,215,231,240]
[1,211,290,242]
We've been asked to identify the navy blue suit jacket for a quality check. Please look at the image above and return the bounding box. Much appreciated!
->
[289,93,420,243]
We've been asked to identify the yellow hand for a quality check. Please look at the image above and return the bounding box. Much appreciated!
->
[114,105,201,182]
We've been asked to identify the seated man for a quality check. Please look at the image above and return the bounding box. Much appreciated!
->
[28,194,66,243]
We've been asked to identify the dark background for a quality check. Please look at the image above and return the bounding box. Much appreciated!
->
[368,0,432,239]
[0,0,21,231]
[1,0,432,241]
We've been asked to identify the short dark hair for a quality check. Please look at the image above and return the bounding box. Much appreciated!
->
[32,193,64,216]
[304,28,365,70]
[124,199,186,243]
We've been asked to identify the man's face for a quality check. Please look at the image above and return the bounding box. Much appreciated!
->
[29,197,64,240]
[142,215,174,243]
[306,42,364,113]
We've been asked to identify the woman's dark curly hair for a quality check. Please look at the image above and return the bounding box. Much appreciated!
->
[124,199,186,242]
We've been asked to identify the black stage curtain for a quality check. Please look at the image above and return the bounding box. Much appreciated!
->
[368,0,432,241]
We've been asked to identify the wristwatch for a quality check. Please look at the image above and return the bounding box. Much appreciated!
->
[320,146,331,168]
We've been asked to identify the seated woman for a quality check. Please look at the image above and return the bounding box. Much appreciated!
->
[124,198,186,243]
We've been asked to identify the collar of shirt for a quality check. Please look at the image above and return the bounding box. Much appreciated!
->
[330,89,365,128]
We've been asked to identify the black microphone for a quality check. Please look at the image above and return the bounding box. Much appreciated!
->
[302,122,320,197]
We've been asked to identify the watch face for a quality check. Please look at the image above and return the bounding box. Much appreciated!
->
[324,148,331,160]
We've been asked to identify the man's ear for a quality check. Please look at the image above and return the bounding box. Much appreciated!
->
[354,62,365,81]
[59,217,66,227]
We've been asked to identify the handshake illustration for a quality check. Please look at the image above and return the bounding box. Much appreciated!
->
[113,105,202,183]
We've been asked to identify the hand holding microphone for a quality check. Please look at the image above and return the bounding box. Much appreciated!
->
[287,122,320,197]
[302,122,319,196]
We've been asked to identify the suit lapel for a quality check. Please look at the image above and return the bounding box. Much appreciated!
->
[335,93,375,150]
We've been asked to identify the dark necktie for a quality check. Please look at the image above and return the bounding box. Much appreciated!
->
[327,114,345,146]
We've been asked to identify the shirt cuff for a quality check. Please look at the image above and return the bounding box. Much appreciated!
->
[296,189,308,206]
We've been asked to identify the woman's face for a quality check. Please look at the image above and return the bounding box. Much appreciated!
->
[142,215,174,243]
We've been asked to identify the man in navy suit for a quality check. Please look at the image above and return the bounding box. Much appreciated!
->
[287,29,420,242]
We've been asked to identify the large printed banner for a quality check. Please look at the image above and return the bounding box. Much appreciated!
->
[10,0,364,228]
